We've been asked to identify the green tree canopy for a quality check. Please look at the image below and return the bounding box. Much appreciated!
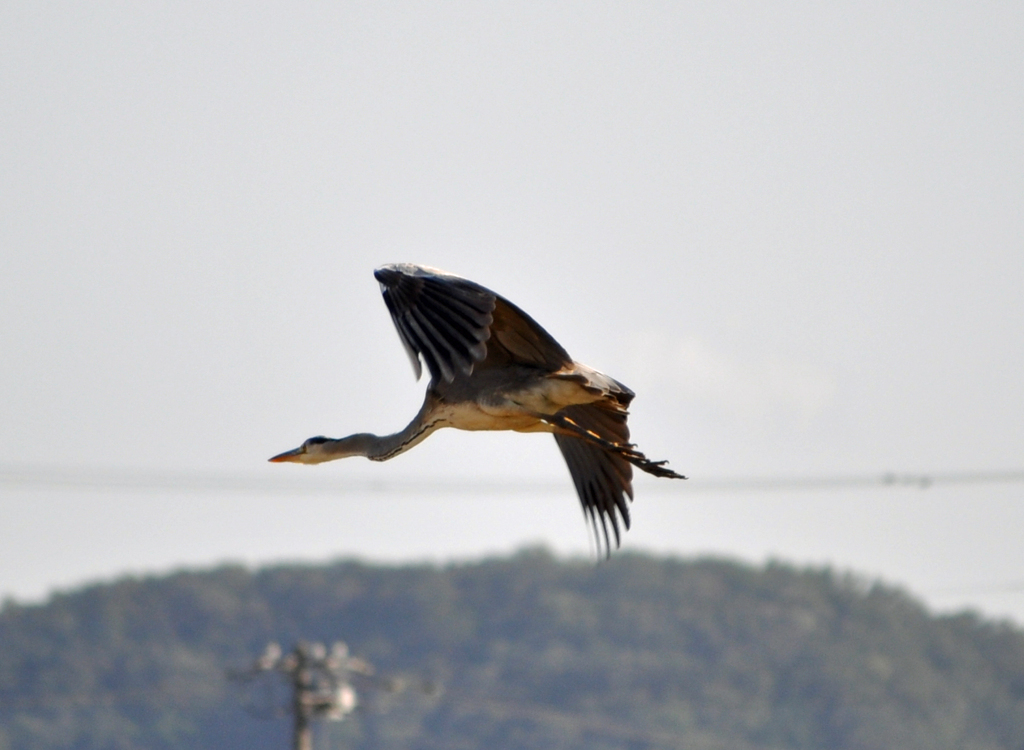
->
[1,549,1022,750]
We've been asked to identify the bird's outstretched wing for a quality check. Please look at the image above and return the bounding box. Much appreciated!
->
[374,264,496,383]
[374,264,571,383]
[552,403,635,557]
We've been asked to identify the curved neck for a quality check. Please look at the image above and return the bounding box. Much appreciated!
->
[318,397,443,463]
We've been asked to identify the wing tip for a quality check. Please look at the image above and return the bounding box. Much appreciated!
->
[375,263,452,284]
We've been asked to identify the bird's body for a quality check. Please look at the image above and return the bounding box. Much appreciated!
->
[270,263,684,554]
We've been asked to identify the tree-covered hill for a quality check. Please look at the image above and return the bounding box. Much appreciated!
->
[1,549,1023,750]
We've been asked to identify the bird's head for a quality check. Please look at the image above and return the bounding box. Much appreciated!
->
[268,436,333,464]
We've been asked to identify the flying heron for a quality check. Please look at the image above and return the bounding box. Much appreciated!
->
[270,263,685,555]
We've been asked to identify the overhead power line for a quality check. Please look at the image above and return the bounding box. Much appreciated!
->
[2,464,1024,495]
[676,470,1024,493]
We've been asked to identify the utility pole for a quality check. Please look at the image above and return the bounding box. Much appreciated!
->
[289,643,315,750]
[231,640,374,750]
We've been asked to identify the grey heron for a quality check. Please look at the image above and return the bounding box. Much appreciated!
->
[270,263,685,555]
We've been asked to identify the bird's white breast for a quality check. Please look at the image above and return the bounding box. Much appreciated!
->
[437,376,604,434]
[438,401,545,432]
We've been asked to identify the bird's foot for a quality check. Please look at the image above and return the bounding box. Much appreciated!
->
[543,413,687,480]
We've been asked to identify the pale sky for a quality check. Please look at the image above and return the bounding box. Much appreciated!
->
[2,3,1023,622]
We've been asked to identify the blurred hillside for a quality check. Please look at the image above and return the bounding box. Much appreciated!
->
[1,549,1023,750]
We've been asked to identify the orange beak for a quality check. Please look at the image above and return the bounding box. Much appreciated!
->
[268,446,305,463]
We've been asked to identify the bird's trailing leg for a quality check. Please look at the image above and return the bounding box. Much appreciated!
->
[540,412,687,480]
